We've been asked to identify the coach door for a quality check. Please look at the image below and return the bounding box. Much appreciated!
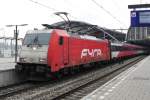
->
[62,37,69,65]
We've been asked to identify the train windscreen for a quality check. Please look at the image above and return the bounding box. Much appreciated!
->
[23,33,51,45]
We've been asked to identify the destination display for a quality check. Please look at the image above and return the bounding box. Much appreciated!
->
[131,10,150,27]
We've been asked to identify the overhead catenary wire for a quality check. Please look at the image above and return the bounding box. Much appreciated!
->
[28,0,126,30]
[29,0,58,12]
[28,0,78,20]
[91,0,127,28]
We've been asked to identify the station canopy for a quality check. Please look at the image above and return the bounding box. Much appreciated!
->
[43,21,125,41]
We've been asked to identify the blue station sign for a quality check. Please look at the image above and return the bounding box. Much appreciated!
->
[131,10,150,27]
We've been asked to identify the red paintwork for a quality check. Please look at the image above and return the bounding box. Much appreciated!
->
[47,29,110,72]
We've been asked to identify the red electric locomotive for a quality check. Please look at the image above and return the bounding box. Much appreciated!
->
[16,28,110,75]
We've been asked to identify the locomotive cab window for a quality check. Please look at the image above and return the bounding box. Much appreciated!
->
[59,36,64,45]
[23,33,51,45]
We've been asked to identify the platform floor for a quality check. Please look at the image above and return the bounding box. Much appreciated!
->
[0,57,15,70]
[81,55,150,100]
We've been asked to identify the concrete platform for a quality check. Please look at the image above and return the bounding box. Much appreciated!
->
[0,57,15,70]
[81,56,150,100]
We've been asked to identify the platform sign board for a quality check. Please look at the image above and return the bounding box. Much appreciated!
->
[131,10,150,27]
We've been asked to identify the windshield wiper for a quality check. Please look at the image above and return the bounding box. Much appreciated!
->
[33,36,42,47]
[27,35,41,47]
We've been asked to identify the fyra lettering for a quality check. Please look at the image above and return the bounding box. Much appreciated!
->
[81,49,102,58]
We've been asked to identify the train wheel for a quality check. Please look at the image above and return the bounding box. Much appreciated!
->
[75,66,80,73]
[70,67,75,75]
[52,72,62,80]
[62,68,69,75]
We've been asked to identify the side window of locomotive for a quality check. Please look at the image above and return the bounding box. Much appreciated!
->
[59,36,64,45]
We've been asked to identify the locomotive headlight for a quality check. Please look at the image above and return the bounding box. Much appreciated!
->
[39,58,47,63]
[32,47,37,50]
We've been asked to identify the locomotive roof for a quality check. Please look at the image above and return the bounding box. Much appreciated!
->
[42,21,126,42]
[27,29,52,34]
[43,21,104,34]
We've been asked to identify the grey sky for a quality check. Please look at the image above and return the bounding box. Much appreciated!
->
[0,0,149,37]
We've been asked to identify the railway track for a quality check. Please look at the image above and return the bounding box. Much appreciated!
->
[2,56,145,100]
[0,82,34,98]
[0,81,55,99]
